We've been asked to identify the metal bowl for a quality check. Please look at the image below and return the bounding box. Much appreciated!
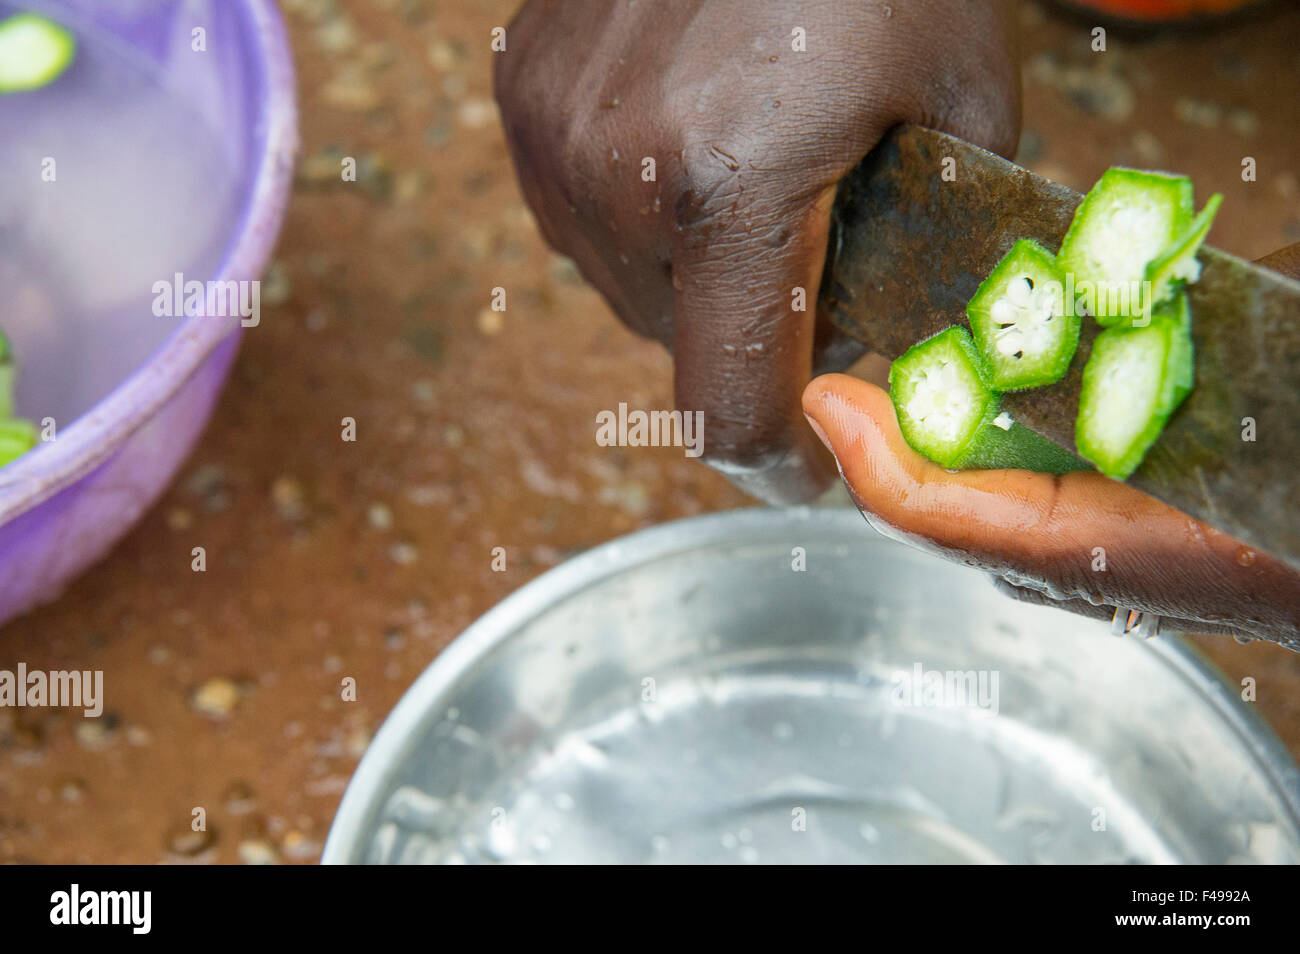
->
[325,507,1300,864]
[0,0,296,625]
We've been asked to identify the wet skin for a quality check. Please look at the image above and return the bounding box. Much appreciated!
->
[802,246,1300,648]
[496,0,1300,645]
[494,0,1020,502]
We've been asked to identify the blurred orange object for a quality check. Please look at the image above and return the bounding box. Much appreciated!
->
[1055,0,1269,22]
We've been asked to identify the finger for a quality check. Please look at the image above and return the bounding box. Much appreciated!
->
[802,373,1300,645]
[671,184,840,503]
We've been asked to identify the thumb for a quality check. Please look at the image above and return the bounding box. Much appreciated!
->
[671,183,840,503]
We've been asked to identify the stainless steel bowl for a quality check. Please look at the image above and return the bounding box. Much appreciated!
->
[324,508,1300,864]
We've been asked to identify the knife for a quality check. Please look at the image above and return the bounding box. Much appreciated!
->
[819,124,1300,572]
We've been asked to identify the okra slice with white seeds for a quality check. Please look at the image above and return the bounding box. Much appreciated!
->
[967,239,1079,390]
[1058,168,1193,325]
[889,327,999,469]
[0,13,76,93]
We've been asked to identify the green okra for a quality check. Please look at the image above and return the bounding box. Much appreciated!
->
[0,418,36,468]
[966,238,1080,391]
[1074,293,1194,480]
[0,12,76,93]
[1058,168,1193,325]
[1144,193,1222,311]
[889,326,1088,474]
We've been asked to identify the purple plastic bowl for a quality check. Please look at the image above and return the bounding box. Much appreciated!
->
[0,0,297,626]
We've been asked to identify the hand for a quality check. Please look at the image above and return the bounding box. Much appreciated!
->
[801,245,1300,649]
[495,0,1020,503]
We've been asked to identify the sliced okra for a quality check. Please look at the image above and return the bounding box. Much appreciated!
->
[0,418,36,468]
[889,327,999,469]
[888,326,1088,473]
[1144,193,1223,310]
[1074,294,1192,480]
[966,239,1079,391]
[0,13,76,94]
[1057,168,1193,325]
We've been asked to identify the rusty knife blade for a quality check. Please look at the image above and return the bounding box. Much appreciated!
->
[820,124,1300,570]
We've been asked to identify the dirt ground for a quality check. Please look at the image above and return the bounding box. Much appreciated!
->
[1,0,1298,863]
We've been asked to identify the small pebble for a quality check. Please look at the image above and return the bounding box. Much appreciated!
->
[367,502,393,530]
[315,16,355,53]
[261,261,292,306]
[389,542,418,565]
[185,464,230,512]
[411,379,436,406]
[427,39,459,70]
[1174,97,1222,128]
[281,830,318,861]
[238,838,280,865]
[167,824,216,858]
[75,715,119,750]
[1227,108,1259,137]
[224,780,257,815]
[59,778,87,804]
[321,67,382,111]
[458,99,497,129]
[271,476,307,522]
[191,677,241,719]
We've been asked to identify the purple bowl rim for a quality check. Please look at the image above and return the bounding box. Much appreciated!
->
[0,0,299,523]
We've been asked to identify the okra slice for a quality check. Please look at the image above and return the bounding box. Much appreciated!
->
[1058,168,1193,325]
[1161,292,1195,409]
[888,327,999,469]
[0,13,76,93]
[1144,193,1222,308]
[966,239,1079,390]
[1075,299,1189,479]
[0,418,36,468]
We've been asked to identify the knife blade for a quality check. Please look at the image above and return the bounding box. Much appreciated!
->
[820,124,1300,570]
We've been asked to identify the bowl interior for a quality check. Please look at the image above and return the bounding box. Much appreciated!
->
[327,509,1300,864]
[0,0,259,425]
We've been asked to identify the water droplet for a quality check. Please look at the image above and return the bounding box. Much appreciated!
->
[1233,634,1255,645]
[880,2,893,18]
[1236,547,1257,567]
